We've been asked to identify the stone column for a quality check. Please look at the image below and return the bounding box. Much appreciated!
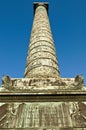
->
[24,3,60,78]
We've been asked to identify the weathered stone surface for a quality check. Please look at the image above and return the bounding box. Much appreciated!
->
[24,3,60,78]
[0,102,86,128]
[1,75,86,92]
[0,2,86,130]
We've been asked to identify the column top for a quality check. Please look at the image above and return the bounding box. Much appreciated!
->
[33,2,48,14]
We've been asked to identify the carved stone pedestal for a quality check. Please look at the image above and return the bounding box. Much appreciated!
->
[0,90,86,130]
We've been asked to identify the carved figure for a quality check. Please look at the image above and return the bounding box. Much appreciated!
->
[74,75,84,88]
[2,76,12,90]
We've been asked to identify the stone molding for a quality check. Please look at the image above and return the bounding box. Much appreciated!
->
[0,93,86,102]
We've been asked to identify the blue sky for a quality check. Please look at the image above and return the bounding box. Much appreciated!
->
[0,0,86,85]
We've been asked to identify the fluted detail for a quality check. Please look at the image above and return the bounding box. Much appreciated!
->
[24,3,60,78]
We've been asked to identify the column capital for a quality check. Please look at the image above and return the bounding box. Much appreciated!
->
[33,2,48,14]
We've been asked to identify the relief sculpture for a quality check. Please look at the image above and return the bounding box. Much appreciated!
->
[0,2,86,130]
[0,102,86,128]
[1,75,85,92]
[71,102,86,127]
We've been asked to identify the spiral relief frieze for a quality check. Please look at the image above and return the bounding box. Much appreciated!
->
[24,4,60,78]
